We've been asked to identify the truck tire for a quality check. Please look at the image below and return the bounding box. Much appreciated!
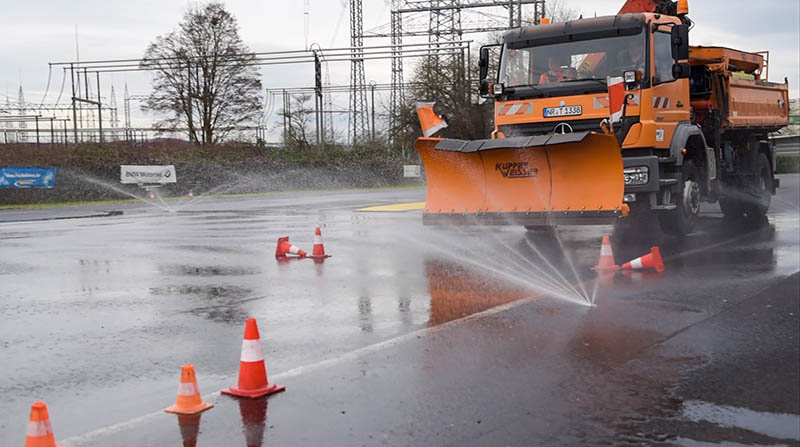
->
[658,160,700,236]
[742,153,772,220]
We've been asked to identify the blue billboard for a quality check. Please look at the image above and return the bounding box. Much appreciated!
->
[0,167,57,189]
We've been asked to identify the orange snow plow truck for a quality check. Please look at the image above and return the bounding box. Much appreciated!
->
[415,0,789,235]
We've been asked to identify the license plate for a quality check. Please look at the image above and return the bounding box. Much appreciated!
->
[543,105,582,118]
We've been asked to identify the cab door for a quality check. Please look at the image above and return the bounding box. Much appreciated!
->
[644,28,691,149]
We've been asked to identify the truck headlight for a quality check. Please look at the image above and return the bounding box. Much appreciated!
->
[624,166,649,186]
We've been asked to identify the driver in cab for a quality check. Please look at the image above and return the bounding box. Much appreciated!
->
[619,38,646,76]
[538,55,576,84]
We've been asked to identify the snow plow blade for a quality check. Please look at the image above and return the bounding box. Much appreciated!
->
[416,132,627,226]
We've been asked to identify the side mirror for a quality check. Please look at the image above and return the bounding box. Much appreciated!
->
[479,47,489,82]
[672,62,691,79]
[671,24,689,60]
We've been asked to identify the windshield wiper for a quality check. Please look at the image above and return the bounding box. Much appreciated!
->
[557,78,607,86]
[505,85,550,98]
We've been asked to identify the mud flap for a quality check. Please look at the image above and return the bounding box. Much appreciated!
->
[416,132,626,225]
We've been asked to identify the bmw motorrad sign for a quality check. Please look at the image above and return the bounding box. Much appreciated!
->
[120,165,177,185]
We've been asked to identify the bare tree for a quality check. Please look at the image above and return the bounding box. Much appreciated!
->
[279,93,316,151]
[141,2,263,145]
[544,0,581,22]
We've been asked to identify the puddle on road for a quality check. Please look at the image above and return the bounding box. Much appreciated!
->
[681,400,800,442]
[158,264,262,276]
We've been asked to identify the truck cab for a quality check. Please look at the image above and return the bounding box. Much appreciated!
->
[478,10,786,234]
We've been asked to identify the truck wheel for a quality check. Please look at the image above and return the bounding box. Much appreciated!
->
[659,160,700,236]
[742,153,772,220]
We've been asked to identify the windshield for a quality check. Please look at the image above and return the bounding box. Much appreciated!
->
[498,29,646,88]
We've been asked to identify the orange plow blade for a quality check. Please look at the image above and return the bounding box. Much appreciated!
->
[416,132,626,226]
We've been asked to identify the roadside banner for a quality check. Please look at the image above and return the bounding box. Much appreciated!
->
[0,167,57,189]
[120,165,177,184]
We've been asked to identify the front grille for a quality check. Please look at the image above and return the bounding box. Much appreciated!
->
[499,118,605,137]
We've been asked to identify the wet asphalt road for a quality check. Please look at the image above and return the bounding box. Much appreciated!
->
[1,176,798,446]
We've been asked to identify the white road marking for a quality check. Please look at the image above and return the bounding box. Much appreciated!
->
[59,292,542,446]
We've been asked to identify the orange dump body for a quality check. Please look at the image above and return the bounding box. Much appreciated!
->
[689,46,790,130]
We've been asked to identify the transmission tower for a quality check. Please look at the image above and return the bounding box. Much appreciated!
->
[109,85,119,129]
[18,86,26,142]
[389,2,405,145]
[323,61,335,144]
[349,0,369,145]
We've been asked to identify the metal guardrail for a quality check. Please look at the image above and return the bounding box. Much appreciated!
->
[772,135,800,154]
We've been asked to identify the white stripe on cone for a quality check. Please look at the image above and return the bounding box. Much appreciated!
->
[630,258,643,269]
[27,420,53,437]
[241,339,265,362]
[600,244,612,256]
[288,245,303,255]
[178,382,199,396]
[314,234,322,245]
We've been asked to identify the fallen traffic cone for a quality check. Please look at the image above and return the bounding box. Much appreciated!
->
[221,318,285,399]
[593,235,619,271]
[187,189,194,200]
[621,246,665,273]
[24,402,59,447]
[416,102,448,137]
[274,236,307,258]
[165,364,214,415]
[309,226,331,259]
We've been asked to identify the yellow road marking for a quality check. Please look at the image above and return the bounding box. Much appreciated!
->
[357,202,425,212]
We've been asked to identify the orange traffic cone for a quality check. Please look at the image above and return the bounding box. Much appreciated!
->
[187,189,194,200]
[621,246,665,273]
[275,236,307,258]
[148,190,156,201]
[165,364,214,415]
[309,226,331,259]
[593,236,619,271]
[24,402,59,447]
[416,102,448,137]
[221,318,285,399]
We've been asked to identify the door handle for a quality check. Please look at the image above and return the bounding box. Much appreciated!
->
[676,101,685,108]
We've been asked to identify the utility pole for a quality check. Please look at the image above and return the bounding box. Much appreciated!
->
[314,51,323,146]
[70,65,78,143]
[369,81,376,141]
[96,72,103,143]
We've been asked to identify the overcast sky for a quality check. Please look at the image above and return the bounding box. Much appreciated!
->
[0,0,797,136]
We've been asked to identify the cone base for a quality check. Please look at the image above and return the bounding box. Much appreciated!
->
[592,264,619,271]
[164,401,214,415]
[308,254,331,259]
[221,384,285,399]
